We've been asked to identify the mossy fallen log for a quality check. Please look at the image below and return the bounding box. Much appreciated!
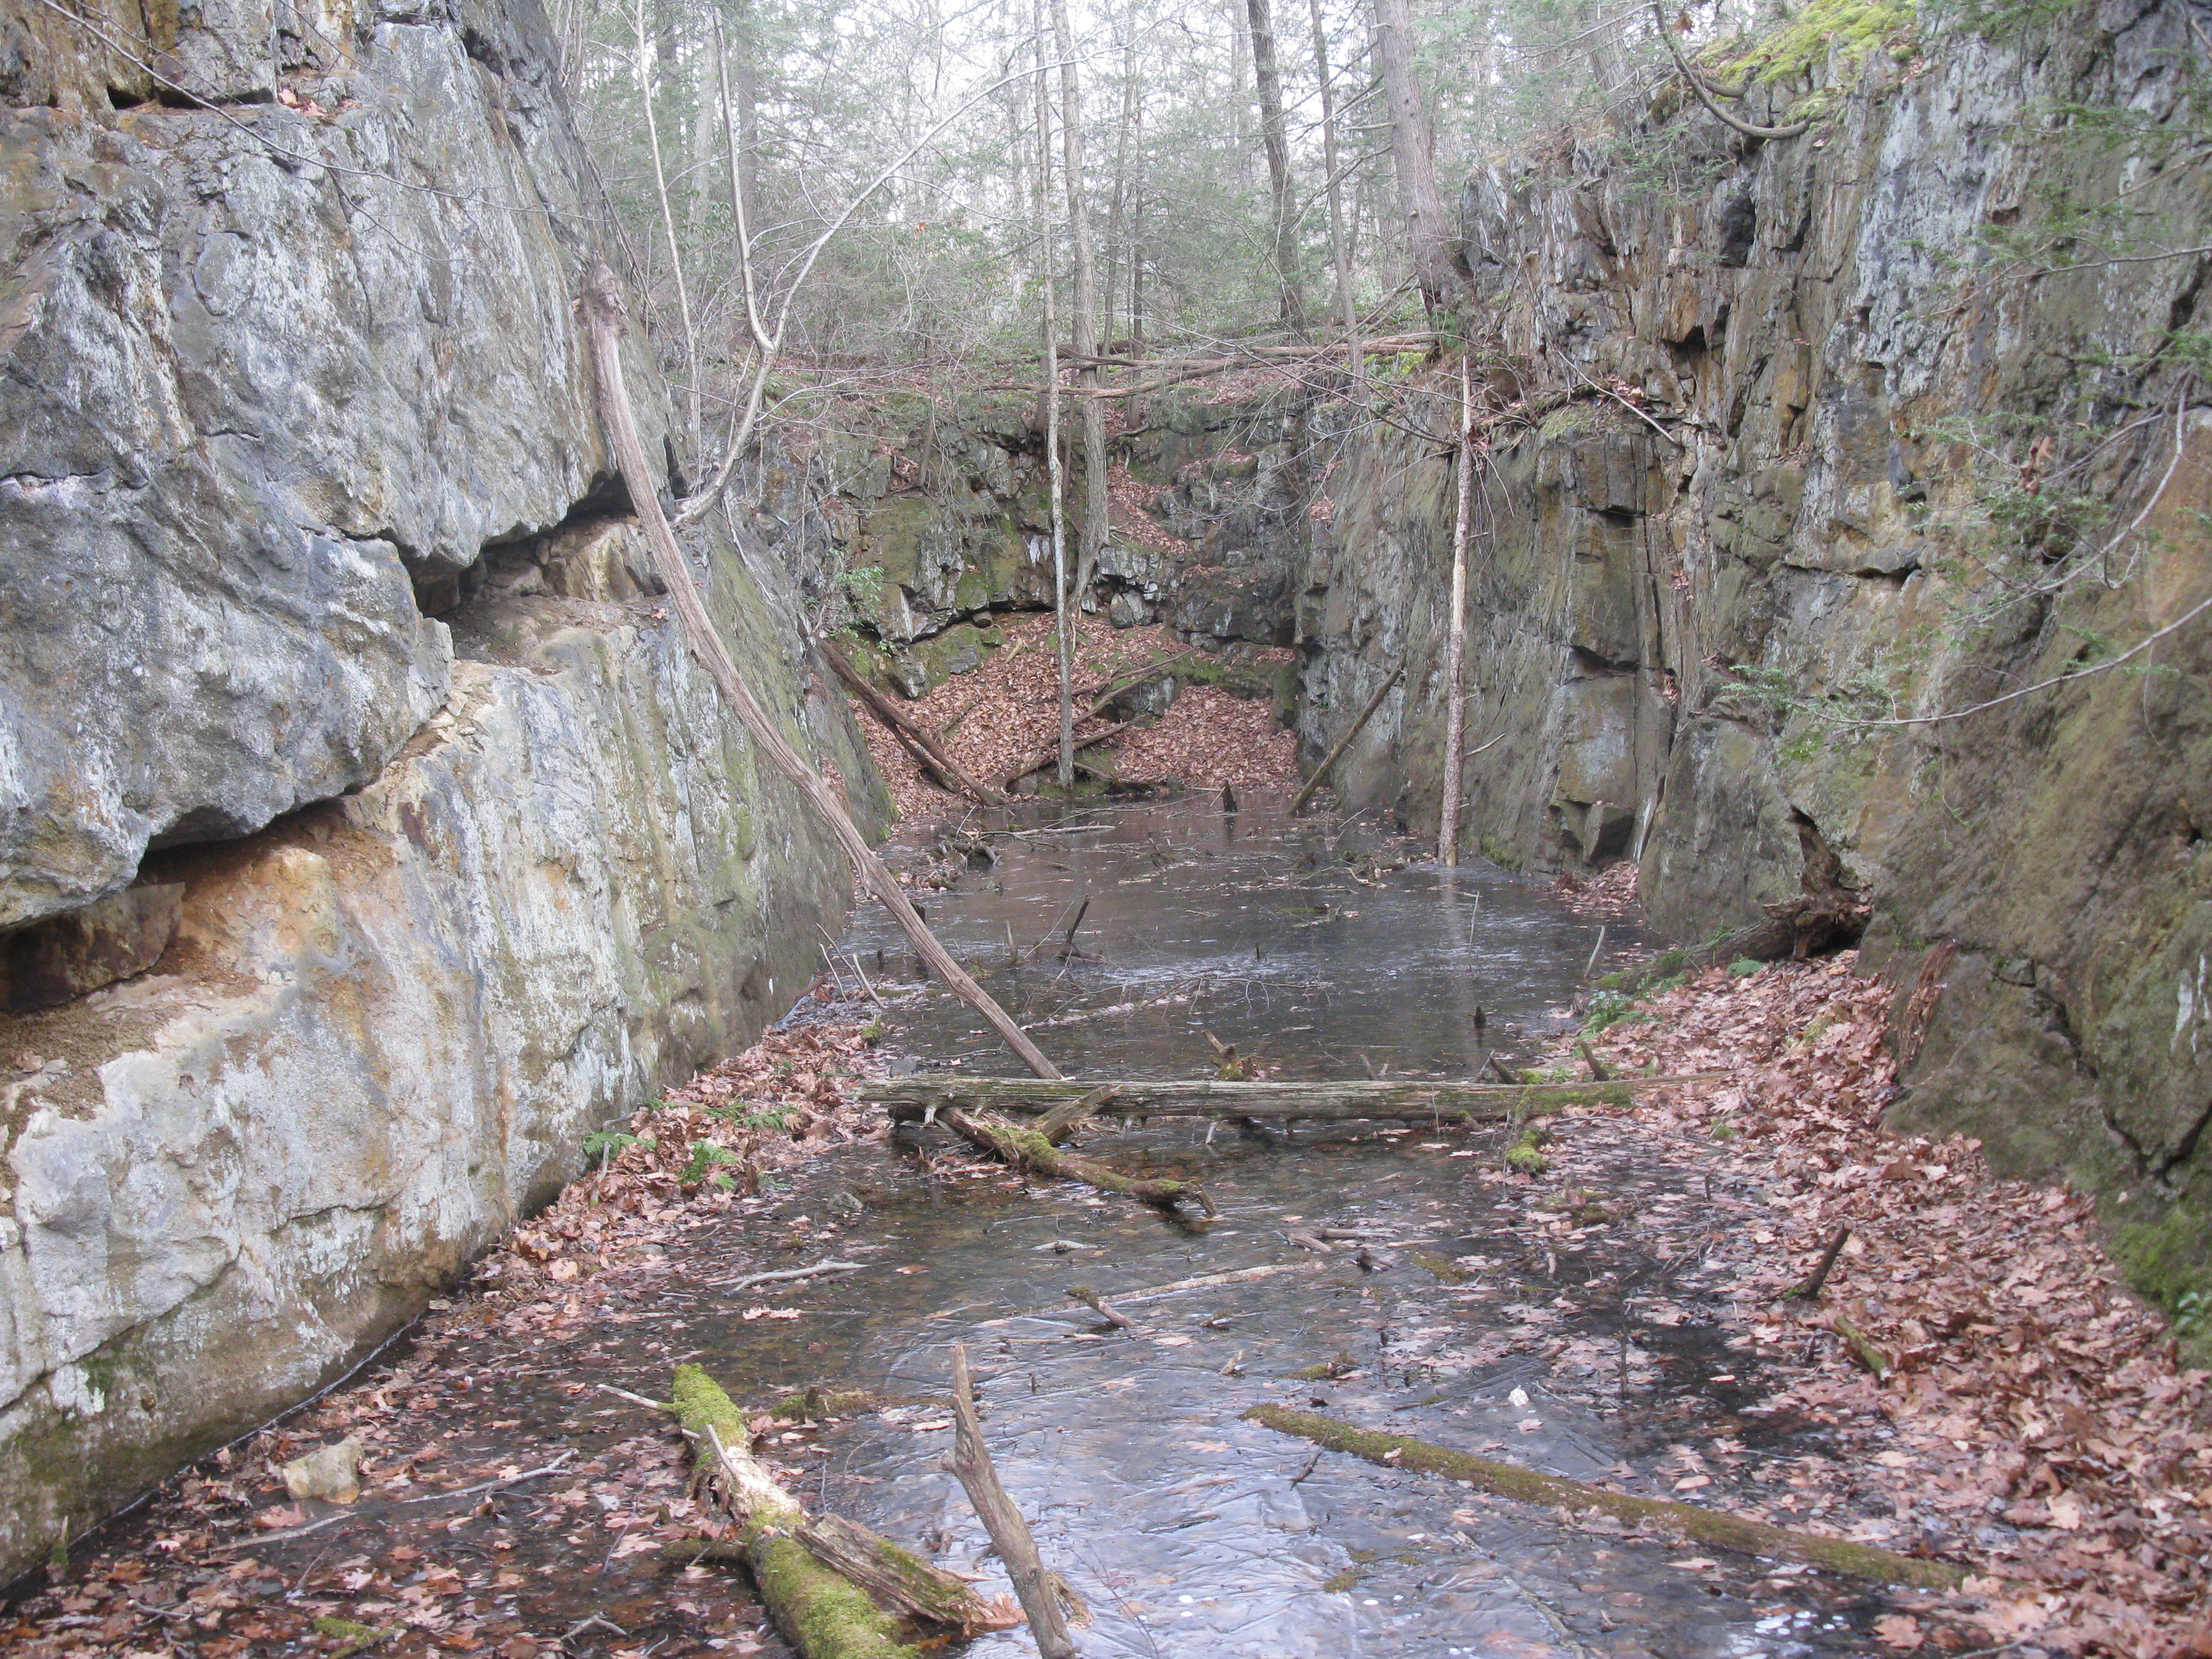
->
[1245,1405,1971,1591]
[940,1107,1216,1214]
[862,1073,1723,1123]
[671,1364,1011,1657]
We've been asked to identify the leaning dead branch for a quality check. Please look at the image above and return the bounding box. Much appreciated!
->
[1651,1,1808,141]
[859,1073,1723,1122]
[819,641,1008,806]
[934,1106,1217,1214]
[1247,1405,1977,1591]
[999,720,1136,789]
[669,1364,1014,1655]
[1290,663,1403,813]
[945,1346,1081,1659]
[581,267,1061,1082]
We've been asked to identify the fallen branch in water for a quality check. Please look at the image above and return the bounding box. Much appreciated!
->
[860,1073,1724,1123]
[945,1346,1081,1658]
[937,1107,1216,1215]
[1246,1405,1974,1590]
[708,1258,868,1292]
[580,266,1061,1083]
[671,1364,1013,1654]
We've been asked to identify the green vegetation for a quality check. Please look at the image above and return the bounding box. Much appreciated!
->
[680,1143,746,1188]
[2112,1206,2212,1366]
[1711,0,1917,85]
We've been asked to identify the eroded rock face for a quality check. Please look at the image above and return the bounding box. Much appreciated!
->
[0,0,671,929]
[737,389,1310,695]
[1301,8,2211,1282]
[0,0,884,1579]
[0,529,885,1581]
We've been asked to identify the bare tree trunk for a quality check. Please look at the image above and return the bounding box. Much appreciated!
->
[1247,0,1306,329]
[1033,4,1074,792]
[731,0,759,238]
[1051,0,1110,600]
[1104,26,1136,351]
[636,0,702,464]
[1438,354,1473,866]
[1370,0,1458,312]
[581,269,1063,1082]
[1127,108,1145,358]
[715,16,766,361]
[1310,0,1361,383]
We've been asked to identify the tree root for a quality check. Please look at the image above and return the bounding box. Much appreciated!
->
[1245,1404,1975,1591]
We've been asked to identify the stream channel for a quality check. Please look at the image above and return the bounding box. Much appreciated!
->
[742,792,1899,1658]
[55,793,1911,1659]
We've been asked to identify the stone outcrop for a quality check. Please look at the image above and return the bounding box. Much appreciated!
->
[1300,4,2211,1318]
[0,0,883,1578]
[732,389,1310,697]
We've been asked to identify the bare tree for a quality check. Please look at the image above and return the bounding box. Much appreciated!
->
[635,0,702,461]
[1309,0,1361,380]
[1033,0,1075,791]
[1438,352,1473,865]
[1052,0,1110,598]
[1372,0,1460,311]
[1247,0,1307,329]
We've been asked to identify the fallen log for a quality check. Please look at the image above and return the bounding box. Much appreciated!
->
[939,1107,1216,1214]
[1245,1406,1971,1591]
[859,1073,1725,1122]
[669,1364,1014,1655]
[819,641,1008,807]
[1290,663,1402,814]
[1000,720,1135,789]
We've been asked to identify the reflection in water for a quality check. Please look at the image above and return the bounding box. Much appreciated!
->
[703,792,1890,1657]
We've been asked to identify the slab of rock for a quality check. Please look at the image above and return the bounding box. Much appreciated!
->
[283,1436,365,1505]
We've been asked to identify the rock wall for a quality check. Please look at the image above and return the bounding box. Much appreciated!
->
[727,389,1310,697]
[0,0,883,1577]
[1301,1,2211,1319]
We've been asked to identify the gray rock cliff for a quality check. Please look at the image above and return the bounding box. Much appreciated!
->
[0,0,885,1577]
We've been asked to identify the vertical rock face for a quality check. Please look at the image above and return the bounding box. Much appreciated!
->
[1302,7,2210,1291]
[0,0,886,1578]
[0,0,651,929]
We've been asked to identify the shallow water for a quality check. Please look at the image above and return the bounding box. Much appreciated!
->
[38,792,1903,1659]
[717,791,1897,1657]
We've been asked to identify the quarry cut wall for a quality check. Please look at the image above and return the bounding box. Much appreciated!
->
[0,0,883,1577]
[1301,2,2212,1318]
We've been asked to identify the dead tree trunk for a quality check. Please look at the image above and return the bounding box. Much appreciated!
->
[1051,0,1111,600]
[937,1107,1216,1214]
[1438,356,1472,866]
[671,1364,1014,1655]
[1290,662,1402,813]
[1031,9,1076,793]
[1309,0,1361,382]
[1247,0,1307,329]
[580,269,1063,1082]
[820,642,1009,806]
[946,1347,1080,1659]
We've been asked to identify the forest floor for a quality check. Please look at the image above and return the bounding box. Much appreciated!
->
[846,611,1299,821]
[7,914,2208,1657]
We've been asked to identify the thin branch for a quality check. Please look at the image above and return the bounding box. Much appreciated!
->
[1652,2,1808,141]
